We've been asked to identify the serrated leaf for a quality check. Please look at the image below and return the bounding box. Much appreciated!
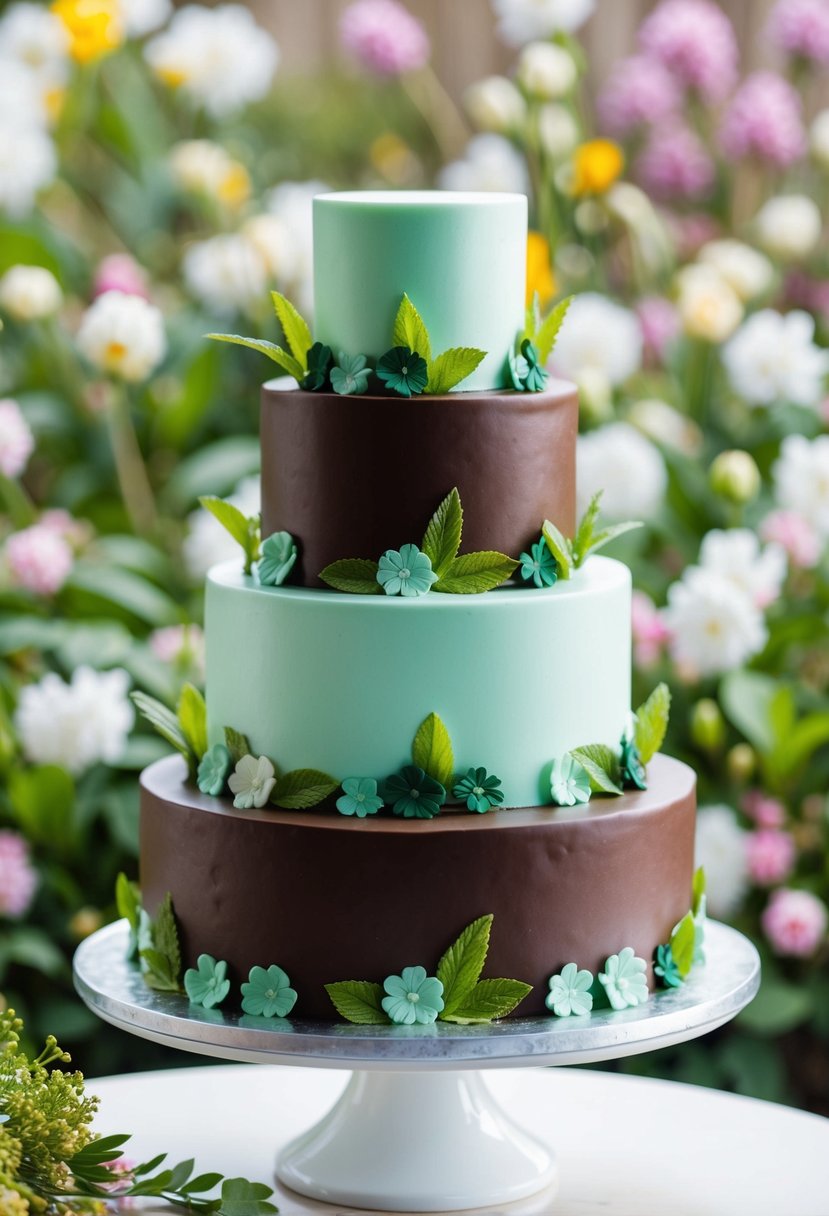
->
[177,682,207,777]
[426,347,486,394]
[319,558,381,594]
[219,1177,278,1216]
[224,726,251,765]
[535,295,573,363]
[436,914,492,1016]
[434,551,518,594]
[392,293,431,366]
[271,291,313,370]
[692,866,706,917]
[132,691,191,761]
[522,291,542,343]
[541,519,573,579]
[670,912,696,978]
[634,682,671,764]
[578,520,642,564]
[421,488,463,578]
[570,744,623,795]
[411,712,454,787]
[441,977,532,1023]
[152,892,181,986]
[271,769,339,809]
[140,948,180,992]
[572,491,602,566]
[207,333,304,382]
[115,872,140,931]
[325,980,388,1024]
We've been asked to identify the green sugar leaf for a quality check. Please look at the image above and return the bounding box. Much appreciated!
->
[569,744,623,795]
[441,977,533,1024]
[421,488,463,579]
[522,291,542,344]
[177,682,207,777]
[437,914,493,1016]
[392,293,432,367]
[426,347,486,394]
[320,558,382,594]
[541,519,573,579]
[670,912,696,978]
[693,866,706,917]
[140,948,180,992]
[411,711,455,787]
[115,872,140,931]
[271,291,313,371]
[579,520,642,564]
[219,1177,279,1216]
[271,768,339,809]
[572,491,602,566]
[132,691,191,762]
[224,726,251,765]
[434,551,518,595]
[152,892,181,985]
[535,295,573,363]
[206,333,304,382]
[325,980,389,1024]
[635,682,672,764]
[198,496,261,574]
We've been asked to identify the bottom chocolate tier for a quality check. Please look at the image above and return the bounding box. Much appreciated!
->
[140,754,696,1018]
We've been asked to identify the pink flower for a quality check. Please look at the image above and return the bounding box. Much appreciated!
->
[93,254,150,300]
[0,831,37,918]
[0,398,34,479]
[746,830,796,885]
[598,54,681,136]
[742,789,787,829]
[767,0,829,65]
[149,624,206,679]
[5,524,73,596]
[720,72,806,168]
[760,510,822,569]
[638,0,739,103]
[669,213,722,260]
[636,296,680,365]
[631,589,671,667]
[637,125,715,201]
[782,272,829,324]
[340,0,429,75]
[762,887,827,957]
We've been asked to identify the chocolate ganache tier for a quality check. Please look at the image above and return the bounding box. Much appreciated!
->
[140,753,696,1019]
[260,378,578,587]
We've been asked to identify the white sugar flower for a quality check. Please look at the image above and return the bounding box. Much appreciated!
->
[228,754,276,810]
[145,4,278,117]
[0,120,57,217]
[577,421,667,521]
[697,240,774,302]
[773,434,829,538]
[117,0,172,37]
[76,290,166,382]
[722,310,829,409]
[674,264,743,343]
[0,264,62,321]
[464,76,526,134]
[438,134,530,195]
[183,474,260,581]
[491,0,596,46]
[516,41,577,98]
[0,4,69,91]
[169,140,250,208]
[664,567,767,678]
[553,293,643,389]
[695,805,749,918]
[811,109,829,170]
[698,529,787,609]
[182,234,267,318]
[0,398,34,478]
[754,195,822,261]
[15,666,134,774]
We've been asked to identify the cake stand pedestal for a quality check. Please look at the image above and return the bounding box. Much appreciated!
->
[74,920,759,1213]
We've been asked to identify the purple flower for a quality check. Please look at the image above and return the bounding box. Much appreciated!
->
[638,0,739,103]
[746,830,797,886]
[340,0,430,75]
[598,54,681,136]
[767,0,829,65]
[0,831,37,918]
[635,296,681,365]
[637,125,715,202]
[720,72,807,168]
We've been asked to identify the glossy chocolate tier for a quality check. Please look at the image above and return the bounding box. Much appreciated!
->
[140,753,696,1019]
[260,379,578,587]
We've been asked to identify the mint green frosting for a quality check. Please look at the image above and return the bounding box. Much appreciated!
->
[313,191,527,393]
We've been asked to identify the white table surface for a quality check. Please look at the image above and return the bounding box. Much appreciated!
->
[91,1063,828,1216]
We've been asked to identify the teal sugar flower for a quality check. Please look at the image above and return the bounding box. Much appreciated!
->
[550,754,591,807]
[598,947,649,1011]
[507,347,530,390]
[184,953,231,1009]
[620,735,648,791]
[228,754,277,810]
[331,352,371,396]
[376,543,438,597]
[241,964,297,1017]
[453,767,505,813]
[546,962,594,1017]
[385,764,446,819]
[301,341,332,391]
[197,742,232,797]
[258,531,297,586]
[520,339,549,392]
[381,965,445,1025]
[376,345,428,397]
[336,776,384,818]
[653,943,683,989]
[519,538,559,589]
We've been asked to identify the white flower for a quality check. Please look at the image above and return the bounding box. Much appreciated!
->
[242,214,298,284]
[516,41,577,98]
[576,421,667,520]
[0,264,62,321]
[491,0,595,46]
[15,666,134,774]
[664,567,767,678]
[116,0,172,37]
[0,4,69,91]
[0,120,56,217]
[464,76,526,133]
[182,234,267,318]
[145,4,278,117]
[698,529,787,609]
[265,179,327,313]
[553,292,643,388]
[811,109,829,170]
[76,290,166,382]
[537,102,579,156]
[169,140,250,207]
[438,134,530,195]
[228,754,276,810]
[697,240,774,302]
[674,264,743,343]
[695,805,749,918]
[629,398,702,456]
[0,56,50,126]
[773,434,829,538]
[754,195,822,261]
[722,310,829,409]
[0,398,34,478]
[183,474,260,581]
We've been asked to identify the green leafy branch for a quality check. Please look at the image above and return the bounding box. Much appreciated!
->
[567,683,672,797]
[199,495,261,576]
[131,682,207,781]
[542,490,641,581]
[207,289,311,384]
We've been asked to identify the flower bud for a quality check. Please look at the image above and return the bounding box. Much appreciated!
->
[691,698,725,752]
[517,41,577,100]
[709,450,761,505]
[464,76,526,134]
[727,742,756,783]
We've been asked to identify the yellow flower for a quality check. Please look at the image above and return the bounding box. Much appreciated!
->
[526,231,556,309]
[217,163,251,209]
[571,139,624,197]
[51,0,123,64]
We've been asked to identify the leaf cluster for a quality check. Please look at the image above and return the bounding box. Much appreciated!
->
[131,682,207,780]
[543,491,641,581]
[222,728,338,809]
[568,683,672,797]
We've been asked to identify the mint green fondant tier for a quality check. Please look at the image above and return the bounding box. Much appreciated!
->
[313,191,527,392]
[205,556,632,809]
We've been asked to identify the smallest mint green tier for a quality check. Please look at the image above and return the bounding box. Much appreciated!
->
[313,191,527,392]
[205,557,632,809]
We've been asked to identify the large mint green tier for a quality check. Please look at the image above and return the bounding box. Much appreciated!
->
[205,557,632,809]
[313,191,527,393]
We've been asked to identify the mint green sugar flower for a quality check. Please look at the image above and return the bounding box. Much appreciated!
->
[301,341,332,391]
[550,753,591,807]
[197,742,232,797]
[258,531,297,586]
[376,345,428,397]
[507,347,530,390]
[453,767,505,813]
[241,964,297,1018]
[331,352,371,396]
[336,776,384,817]
[381,966,445,1025]
[184,954,231,1010]
[376,543,438,597]
[385,765,446,819]
[520,339,549,392]
[654,943,683,989]
[519,538,558,589]
[599,947,649,1011]
[546,962,594,1017]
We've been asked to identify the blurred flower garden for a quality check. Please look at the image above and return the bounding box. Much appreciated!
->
[0,0,827,1112]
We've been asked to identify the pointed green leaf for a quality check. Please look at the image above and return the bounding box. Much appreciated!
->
[198,496,249,547]
[411,711,454,787]
[522,291,542,343]
[693,867,706,917]
[115,872,140,931]
[426,347,486,394]
[320,558,381,594]
[392,293,432,366]
[421,488,463,579]
[325,980,389,1024]
[572,491,602,566]
[140,948,180,992]
[569,744,623,795]
[434,551,518,594]
[131,692,191,761]
[152,892,181,985]
[271,291,313,370]
[535,295,573,363]
[271,769,339,809]
[634,682,671,764]
[218,1177,278,1216]
[441,977,533,1024]
[183,1172,225,1195]
[670,912,696,977]
[224,726,251,765]
[437,914,493,1016]
[541,519,573,579]
[578,520,642,564]
[177,683,207,776]
[206,333,304,381]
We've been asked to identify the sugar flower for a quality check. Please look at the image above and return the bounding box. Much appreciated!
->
[491,0,596,46]
[0,398,34,478]
[762,889,827,958]
[598,947,649,1010]
[554,293,642,392]
[550,754,591,807]
[754,195,822,262]
[598,55,680,136]
[339,0,429,76]
[0,265,62,321]
[0,830,37,918]
[664,567,766,678]
[183,234,267,318]
[767,0,829,65]
[674,264,743,344]
[15,665,134,774]
[337,777,384,818]
[746,830,796,886]
[376,346,428,397]
[197,743,232,798]
[464,76,526,135]
[77,290,166,382]
[0,120,57,218]
[5,523,73,596]
[301,342,333,391]
[376,544,437,597]
[698,529,787,611]
[520,339,548,391]
[331,352,371,396]
[517,41,576,99]
[439,134,530,195]
[385,765,446,819]
[546,962,593,1016]
[760,510,822,570]
[697,241,774,304]
[695,805,748,918]
[241,964,297,1017]
[381,965,444,1025]
[577,422,666,521]
[184,954,231,1009]
[169,140,250,209]
[453,767,505,813]
[519,538,558,589]
[724,310,829,410]
[183,475,260,581]
[228,754,276,810]
[653,944,682,988]
[721,72,806,168]
[638,0,739,103]
[258,531,297,587]
[773,434,829,538]
[637,124,715,202]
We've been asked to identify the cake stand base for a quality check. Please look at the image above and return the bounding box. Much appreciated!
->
[277,1069,555,1211]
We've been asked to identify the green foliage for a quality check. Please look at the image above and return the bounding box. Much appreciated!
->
[569,744,623,795]
[544,495,640,579]
[533,295,573,363]
[270,769,339,809]
[421,488,464,579]
[198,496,261,576]
[207,332,304,382]
[436,914,493,1016]
[139,893,182,993]
[178,683,208,764]
[325,980,388,1024]
[392,293,432,366]
[441,978,533,1024]
[224,727,252,765]
[669,913,695,978]
[271,291,313,371]
[319,558,381,593]
[634,683,672,765]
[411,712,455,792]
[426,348,486,394]
[433,551,518,594]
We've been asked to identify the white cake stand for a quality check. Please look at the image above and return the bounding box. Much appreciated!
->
[74,920,759,1213]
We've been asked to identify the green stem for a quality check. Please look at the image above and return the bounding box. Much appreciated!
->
[401,65,470,164]
[107,383,157,537]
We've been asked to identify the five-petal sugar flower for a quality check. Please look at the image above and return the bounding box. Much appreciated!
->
[241,964,297,1017]
[197,743,232,798]
[331,352,372,396]
[184,954,231,1010]
[0,398,34,478]
[520,538,558,588]
[773,435,829,539]
[385,765,446,819]
[653,944,682,988]
[550,754,591,807]
[519,340,548,391]
[377,544,438,597]
[381,966,445,1025]
[722,310,829,410]
[339,0,430,76]
[620,735,647,791]
[76,290,166,382]
[15,665,134,774]
[0,264,62,321]
[598,947,649,1011]
[546,963,594,1016]
[376,346,428,397]
[337,777,384,818]
[228,754,276,810]
[453,768,505,813]
[302,342,333,391]
[258,531,297,587]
